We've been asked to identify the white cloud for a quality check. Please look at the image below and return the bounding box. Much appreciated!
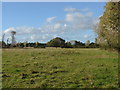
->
[4,27,16,34]
[64,12,96,30]
[64,8,79,12]
[30,34,49,42]
[3,26,43,42]
[4,27,41,35]
[64,24,67,27]
[54,23,61,30]
[84,35,89,38]
[81,8,89,12]
[3,25,63,43]
[3,7,98,43]
[65,13,74,22]
[83,34,96,41]
[46,16,57,23]
[86,12,93,17]
[65,12,85,22]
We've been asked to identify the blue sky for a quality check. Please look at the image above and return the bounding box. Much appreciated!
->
[2,2,106,43]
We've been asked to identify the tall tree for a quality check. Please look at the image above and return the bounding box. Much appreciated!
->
[85,40,90,47]
[96,2,120,49]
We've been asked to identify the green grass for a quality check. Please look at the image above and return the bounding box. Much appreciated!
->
[2,48,118,88]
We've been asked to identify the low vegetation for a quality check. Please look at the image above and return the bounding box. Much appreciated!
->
[2,48,118,88]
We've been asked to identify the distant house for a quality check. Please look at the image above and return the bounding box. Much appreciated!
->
[69,40,77,45]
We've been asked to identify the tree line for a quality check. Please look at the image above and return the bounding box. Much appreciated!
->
[0,37,99,48]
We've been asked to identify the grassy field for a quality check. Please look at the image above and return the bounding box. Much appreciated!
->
[2,48,118,88]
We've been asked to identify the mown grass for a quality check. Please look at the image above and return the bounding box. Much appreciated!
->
[2,48,118,88]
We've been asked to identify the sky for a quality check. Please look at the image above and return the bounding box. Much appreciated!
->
[2,2,106,43]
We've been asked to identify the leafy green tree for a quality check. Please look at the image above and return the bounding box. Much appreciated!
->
[47,37,65,47]
[89,42,99,48]
[0,41,6,48]
[24,41,28,47]
[65,42,73,48]
[36,42,39,47]
[96,2,120,49]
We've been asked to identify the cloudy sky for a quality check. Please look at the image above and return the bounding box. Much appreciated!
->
[2,2,106,43]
